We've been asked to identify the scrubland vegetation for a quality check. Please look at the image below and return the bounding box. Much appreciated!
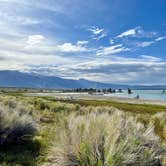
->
[0,93,165,165]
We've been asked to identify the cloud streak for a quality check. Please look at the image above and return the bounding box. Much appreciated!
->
[87,26,107,40]
[97,44,130,56]
[116,26,158,39]
[56,42,90,52]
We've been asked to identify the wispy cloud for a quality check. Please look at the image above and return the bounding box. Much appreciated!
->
[88,27,104,35]
[110,39,115,44]
[155,36,166,41]
[56,42,90,53]
[97,44,130,56]
[117,28,138,38]
[136,35,166,47]
[140,55,161,62]
[0,0,67,13]
[77,40,89,45]
[26,35,45,47]
[137,41,154,47]
[116,26,157,38]
[0,12,41,25]
[87,26,107,40]
[114,26,166,50]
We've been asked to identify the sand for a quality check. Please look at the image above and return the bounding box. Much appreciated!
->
[26,92,166,106]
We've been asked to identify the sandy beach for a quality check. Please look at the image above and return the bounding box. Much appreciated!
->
[26,92,166,106]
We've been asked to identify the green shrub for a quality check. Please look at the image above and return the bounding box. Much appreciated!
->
[50,102,77,113]
[3,99,17,109]
[33,99,50,110]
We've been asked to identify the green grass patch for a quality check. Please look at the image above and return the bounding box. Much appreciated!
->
[62,99,166,114]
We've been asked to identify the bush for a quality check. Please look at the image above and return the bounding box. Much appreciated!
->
[4,99,17,108]
[48,110,164,166]
[32,98,50,110]
[153,112,166,140]
[0,106,37,145]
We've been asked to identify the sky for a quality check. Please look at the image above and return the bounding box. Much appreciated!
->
[0,0,166,85]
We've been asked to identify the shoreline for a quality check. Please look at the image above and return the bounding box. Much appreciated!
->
[74,94,166,106]
[26,92,166,106]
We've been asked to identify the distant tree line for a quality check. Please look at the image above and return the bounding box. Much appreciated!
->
[62,88,126,94]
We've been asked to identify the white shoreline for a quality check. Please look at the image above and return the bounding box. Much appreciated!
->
[26,92,166,106]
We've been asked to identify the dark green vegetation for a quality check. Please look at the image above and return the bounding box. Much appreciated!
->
[0,92,165,165]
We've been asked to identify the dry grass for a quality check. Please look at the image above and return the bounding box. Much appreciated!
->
[47,108,165,166]
[0,94,165,165]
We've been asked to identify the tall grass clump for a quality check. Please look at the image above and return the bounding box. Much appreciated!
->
[48,110,165,166]
[0,105,37,145]
[152,112,166,141]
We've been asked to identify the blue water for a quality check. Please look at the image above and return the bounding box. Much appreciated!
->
[105,90,166,101]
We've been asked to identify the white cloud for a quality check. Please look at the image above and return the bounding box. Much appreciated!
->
[140,55,161,62]
[0,11,41,26]
[56,43,87,52]
[155,36,166,41]
[16,17,41,25]
[26,35,45,47]
[117,28,137,38]
[114,27,165,50]
[0,28,92,56]
[88,26,104,35]
[116,26,157,39]
[110,39,114,44]
[0,20,25,39]
[0,0,67,13]
[93,33,107,40]
[87,26,107,40]
[65,56,166,84]
[136,35,166,48]
[0,30,166,84]
[0,29,91,73]
[137,41,154,47]
[97,44,130,56]
[77,40,88,45]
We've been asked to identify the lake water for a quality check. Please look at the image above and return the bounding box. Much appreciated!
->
[104,90,166,101]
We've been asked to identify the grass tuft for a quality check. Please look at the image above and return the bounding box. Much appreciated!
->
[48,109,164,166]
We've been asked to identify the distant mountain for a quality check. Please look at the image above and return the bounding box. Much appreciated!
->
[0,70,120,89]
[0,70,166,90]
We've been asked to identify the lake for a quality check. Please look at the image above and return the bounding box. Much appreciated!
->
[104,90,166,101]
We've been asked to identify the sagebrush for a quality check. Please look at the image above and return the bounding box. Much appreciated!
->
[0,102,37,145]
[48,109,165,166]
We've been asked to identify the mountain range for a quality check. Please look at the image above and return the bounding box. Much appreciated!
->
[0,70,166,90]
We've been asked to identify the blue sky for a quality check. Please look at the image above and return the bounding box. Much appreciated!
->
[0,0,166,84]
